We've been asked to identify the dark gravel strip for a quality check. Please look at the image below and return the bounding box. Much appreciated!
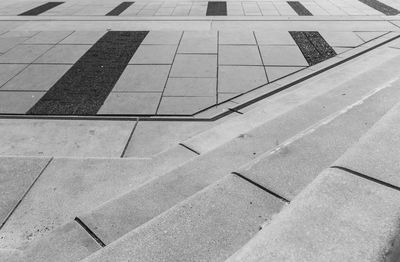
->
[290,31,336,66]
[206,1,227,16]
[106,2,135,16]
[19,2,64,16]
[359,0,399,15]
[27,31,148,115]
[287,1,313,16]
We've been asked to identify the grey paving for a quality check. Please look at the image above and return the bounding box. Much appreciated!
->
[0,44,53,63]
[334,100,400,189]
[0,157,154,249]
[218,65,267,93]
[0,64,27,86]
[227,168,400,262]
[170,54,217,77]
[239,72,400,200]
[82,175,284,262]
[0,91,45,113]
[0,157,51,227]
[130,44,177,64]
[98,92,161,114]
[34,44,91,64]
[164,77,216,96]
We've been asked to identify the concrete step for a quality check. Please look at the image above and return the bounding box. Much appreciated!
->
[227,101,400,262]
[82,174,286,262]
[6,42,400,261]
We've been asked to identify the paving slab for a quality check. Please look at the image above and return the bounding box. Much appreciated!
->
[0,156,51,227]
[260,45,309,66]
[20,221,101,262]
[1,64,71,91]
[164,77,216,97]
[98,92,161,114]
[170,54,217,77]
[129,44,177,64]
[0,64,27,86]
[355,31,388,42]
[0,37,30,53]
[112,65,170,92]
[239,74,400,200]
[59,31,106,44]
[218,65,267,93]
[0,119,134,157]
[23,31,73,44]
[123,121,213,158]
[334,99,400,189]
[82,175,284,262]
[254,30,296,45]
[320,31,364,47]
[219,45,262,65]
[265,66,305,81]
[227,168,400,262]
[142,31,182,45]
[0,91,45,113]
[177,31,217,54]
[34,44,91,64]
[0,157,155,249]
[219,31,256,45]
[158,96,215,114]
[0,44,53,63]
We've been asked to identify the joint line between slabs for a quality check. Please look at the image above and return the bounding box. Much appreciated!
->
[178,143,200,155]
[330,166,400,192]
[120,118,139,158]
[232,172,290,203]
[74,217,106,247]
[253,31,269,83]
[0,157,54,230]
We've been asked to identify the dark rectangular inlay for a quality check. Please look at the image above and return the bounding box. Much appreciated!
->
[106,2,135,16]
[287,1,313,16]
[358,0,399,15]
[290,31,336,66]
[27,31,148,115]
[206,1,227,16]
[19,2,64,16]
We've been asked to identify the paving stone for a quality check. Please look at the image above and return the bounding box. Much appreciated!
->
[333,46,352,54]
[287,1,313,16]
[178,31,217,54]
[21,221,101,262]
[0,37,30,53]
[0,91,45,113]
[170,54,217,77]
[219,45,262,65]
[0,31,39,38]
[142,31,182,45]
[218,65,267,93]
[123,121,213,158]
[218,92,239,102]
[259,45,308,66]
[98,92,161,114]
[112,65,170,92]
[320,31,364,47]
[0,157,155,249]
[129,44,177,64]
[0,44,53,63]
[334,101,400,189]
[19,2,64,16]
[59,31,106,44]
[34,44,91,64]
[355,31,387,42]
[206,1,227,16]
[1,64,71,91]
[24,31,73,44]
[227,168,400,262]
[157,96,215,115]
[265,66,304,81]
[106,2,134,16]
[0,119,134,157]
[164,77,216,96]
[82,174,284,262]
[0,157,51,227]
[239,78,400,200]
[0,64,27,87]
[254,31,296,46]
[219,31,256,45]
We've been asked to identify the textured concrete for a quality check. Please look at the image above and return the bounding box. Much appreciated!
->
[239,57,400,200]
[0,157,51,226]
[21,221,101,262]
[0,119,135,157]
[227,168,400,262]
[334,100,400,188]
[83,175,284,262]
[0,158,154,249]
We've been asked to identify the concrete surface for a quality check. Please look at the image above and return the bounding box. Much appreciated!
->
[227,168,400,262]
[83,174,284,262]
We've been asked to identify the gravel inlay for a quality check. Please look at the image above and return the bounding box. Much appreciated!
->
[287,1,313,16]
[290,31,336,66]
[19,2,64,16]
[358,0,399,15]
[106,2,135,16]
[27,31,148,115]
[206,1,227,16]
